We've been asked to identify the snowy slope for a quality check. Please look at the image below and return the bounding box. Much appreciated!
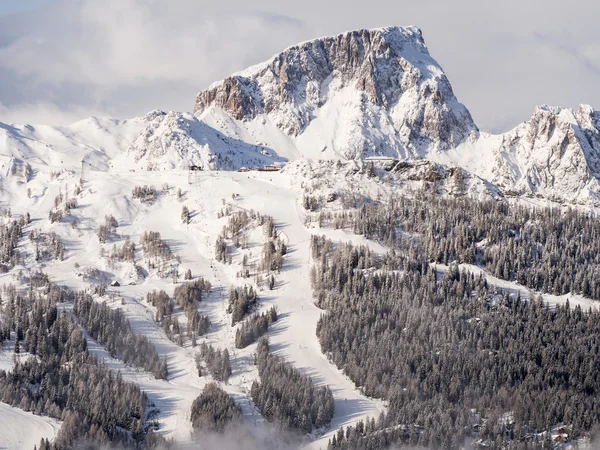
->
[121,110,287,171]
[0,402,61,450]
[3,23,600,450]
[0,158,395,448]
[0,117,143,173]
[0,134,597,449]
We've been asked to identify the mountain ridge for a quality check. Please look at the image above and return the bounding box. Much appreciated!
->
[194,26,477,159]
[1,26,600,205]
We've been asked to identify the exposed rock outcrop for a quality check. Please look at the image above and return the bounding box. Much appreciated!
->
[194,26,477,159]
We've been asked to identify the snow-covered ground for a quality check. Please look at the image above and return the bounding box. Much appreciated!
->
[0,158,387,448]
[0,108,598,449]
[0,402,61,450]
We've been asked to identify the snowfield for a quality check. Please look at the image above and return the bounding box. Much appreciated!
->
[0,402,61,450]
[0,134,598,448]
[0,138,598,448]
[0,156,388,448]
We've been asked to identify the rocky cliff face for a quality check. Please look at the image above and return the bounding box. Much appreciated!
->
[128,27,600,205]
[490,105,600,202]
[194,26,477,159]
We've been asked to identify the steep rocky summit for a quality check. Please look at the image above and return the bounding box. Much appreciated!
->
[194,26,477,159]
[490,104,600,202]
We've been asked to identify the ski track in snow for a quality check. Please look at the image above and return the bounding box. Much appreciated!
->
[0,161,597,449]
[0,402,61,450]
[0,168,384,449]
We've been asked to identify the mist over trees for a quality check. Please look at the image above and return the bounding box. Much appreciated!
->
[190,382,242,433]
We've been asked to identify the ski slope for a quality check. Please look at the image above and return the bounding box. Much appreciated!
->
[0,402,61,450]
[0,109,598,449]
[0,158,385,448]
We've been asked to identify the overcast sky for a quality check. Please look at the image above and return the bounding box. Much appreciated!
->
[0,0,597,132]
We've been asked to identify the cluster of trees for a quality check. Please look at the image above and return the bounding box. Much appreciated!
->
[260,239,286,273]
[132,185,157,202]
[0,219,23,269]
[190,383,242,433]
[0,281,165,449]
[96,214,118,244]
[147,289,173,321]
[214,235,231,264]
[63,197,77,215]
[215,210,284,275]
[173,278,211,305]
[312,236,600,448]
[214,210,252,264]
[302,193,321,212]
[330,191,600,300]
[29,229,65,261]
[53,191,78,214]
[48,209,62,223]
[139,231,174,269]
[197,343,232,382]
[174,279,212,340]
[161,314,185,347]
[146,280,212,346]
[259,215,286,274]
[223,210,251,241]
[251,338,334,433]
[228,285,257,326]
[74,292,167,379]
[103,238,136,262]
[235,306,278,349]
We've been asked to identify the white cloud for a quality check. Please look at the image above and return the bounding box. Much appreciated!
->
[0,0,311,125]
[0,0,599,132]
[0,101,103,125]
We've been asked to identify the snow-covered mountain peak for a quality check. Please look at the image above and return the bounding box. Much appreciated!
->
[484,104,600,203]
[194,26,477,159]
[123,110,284,171]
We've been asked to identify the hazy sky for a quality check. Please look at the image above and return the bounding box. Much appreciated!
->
[0,0,49,15]
[0,0,598,132]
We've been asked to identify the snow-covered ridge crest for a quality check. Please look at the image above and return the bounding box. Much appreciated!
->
[492,104,600,203]
[194,26,477,159]
[428,103,600,204]
[124,110,284,171]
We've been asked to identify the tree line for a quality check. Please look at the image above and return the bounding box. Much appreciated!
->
[235,306,278,349]
[327,191,600,300]
[0,279,168,449]
[312,236,600,449]
[74,292,167,379]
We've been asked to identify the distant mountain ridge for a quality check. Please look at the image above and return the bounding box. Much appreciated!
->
[1,26,600,205]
